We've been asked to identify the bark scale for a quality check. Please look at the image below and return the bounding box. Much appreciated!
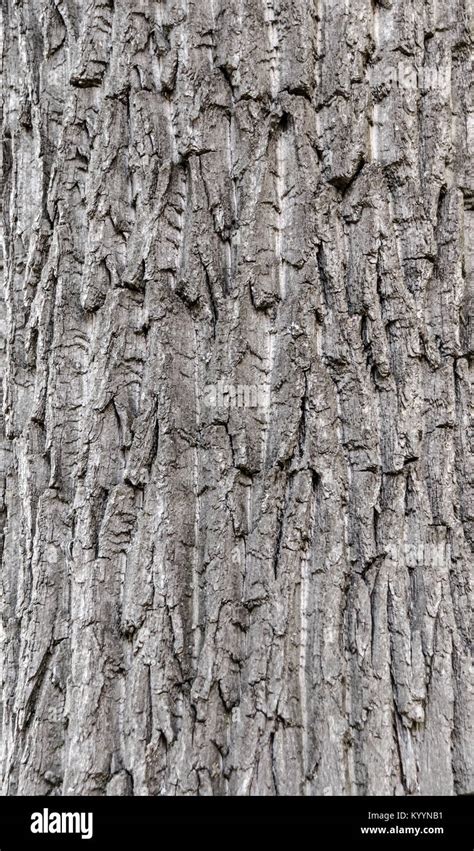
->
[0,0,472,795]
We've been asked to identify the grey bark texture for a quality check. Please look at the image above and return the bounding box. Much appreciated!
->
[0,0,472,796]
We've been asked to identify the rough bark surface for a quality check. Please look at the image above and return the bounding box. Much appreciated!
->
[0,0,472,796]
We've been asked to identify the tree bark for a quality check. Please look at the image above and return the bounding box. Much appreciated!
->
[0,0,472,796]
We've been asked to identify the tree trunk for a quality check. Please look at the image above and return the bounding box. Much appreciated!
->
[1,0,472,796]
